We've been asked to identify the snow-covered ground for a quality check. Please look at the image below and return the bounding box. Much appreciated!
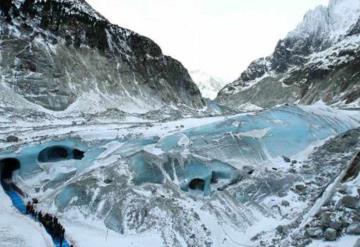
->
[0,188,53,247]
[0,104,360,247]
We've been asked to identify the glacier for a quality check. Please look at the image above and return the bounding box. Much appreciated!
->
[0,104,359,246]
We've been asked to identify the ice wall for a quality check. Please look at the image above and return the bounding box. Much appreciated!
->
[155,105,357,167]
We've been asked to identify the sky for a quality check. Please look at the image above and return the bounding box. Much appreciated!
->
[87,0,329,82]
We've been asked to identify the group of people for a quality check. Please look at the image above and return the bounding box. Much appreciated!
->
[26,199,69,247]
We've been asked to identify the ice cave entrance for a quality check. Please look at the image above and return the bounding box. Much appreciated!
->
[189,178,206,191]
[0,158,23,194]
[38,146,85,162]
[0,158,20,180]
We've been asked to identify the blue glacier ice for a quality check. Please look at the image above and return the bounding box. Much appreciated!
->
[121,105,358,195]
[0,139,102,178]
[1,105,357,198]
[155,105,356,165]
[128,151,240,195]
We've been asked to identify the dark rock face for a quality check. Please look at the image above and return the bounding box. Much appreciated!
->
[323,228,337,241]
[0,0,13,20]
[6,135,19,142]
[306,227,323,239]
[0,0,204,111]
[339,196,359,209]
[348,18,360,36]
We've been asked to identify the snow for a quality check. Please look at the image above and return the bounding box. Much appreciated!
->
[63,219,164,247]
[288,0,360,42]
[0,102,360,247]
[308,234,359,247]
[0,188,53,247]
[190,70,226,100]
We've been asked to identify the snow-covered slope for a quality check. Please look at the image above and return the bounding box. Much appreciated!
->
[0,188,52,247]
[0,0,204,114]
[217,0,360,109]
[190,70,225,100]
[289,0,360,43]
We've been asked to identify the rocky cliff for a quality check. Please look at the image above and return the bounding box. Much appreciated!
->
[217,0,360,109]
[0,0,204,113]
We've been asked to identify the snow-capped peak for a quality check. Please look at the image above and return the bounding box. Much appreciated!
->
[190,70,226,100]
[288,0,360,42]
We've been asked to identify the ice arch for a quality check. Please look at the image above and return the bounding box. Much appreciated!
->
[0,158,20,180]
[38,146,85,163]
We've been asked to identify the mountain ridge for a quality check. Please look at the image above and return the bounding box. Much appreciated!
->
[0,0,205,113]
[217,0,360,109]
[190,70,225,100]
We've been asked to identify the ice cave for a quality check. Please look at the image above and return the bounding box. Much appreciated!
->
[128,151,240,195]
[38,145,85,162]
[0,158,20,180]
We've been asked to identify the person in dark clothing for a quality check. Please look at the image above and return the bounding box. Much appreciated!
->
[38,211,43,221]
[59,227,65,247]
[25,202,31,214]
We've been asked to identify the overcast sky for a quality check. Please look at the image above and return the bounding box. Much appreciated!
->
[87,0,329,82]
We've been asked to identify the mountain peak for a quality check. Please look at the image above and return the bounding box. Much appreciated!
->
[217,0,360,109]
[0,0,204,113]
[288,0,360,44]
[190,70,225,100]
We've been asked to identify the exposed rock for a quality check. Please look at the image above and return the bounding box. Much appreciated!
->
[342,151,360,182]
[346,223,360,235]
[276,225,288,235]
[282,156,291,163]
[306,227,323,239]
[324,228,337,241]
[281,200,290,207]
[217,0,360,109]
[295,184,306,194]
[338,184,350,194]
[0,0,204,112]
[320,212,332,228]
[6,135,19,142]
[104,179,113,184]
[339,196,359,209]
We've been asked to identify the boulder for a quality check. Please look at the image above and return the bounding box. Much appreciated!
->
[276,225,288,235]
[306,227,323,239]
[346,223,360,235]
[339,196,359,209]
[338,185,350,194]
[282,156,291,163]
[324,228,337,241]
[295,184,306,194]
[281,200,290,207]
[320,212,332,227]
[6,135,19,142]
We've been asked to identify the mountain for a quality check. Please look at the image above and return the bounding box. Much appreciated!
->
[0,0,204,113]
[190,70,225,100]
[217,0,360,109]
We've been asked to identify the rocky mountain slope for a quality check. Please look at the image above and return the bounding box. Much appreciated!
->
[190,70,225,100]
[217,0,360,109]
[0,0,204,113]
